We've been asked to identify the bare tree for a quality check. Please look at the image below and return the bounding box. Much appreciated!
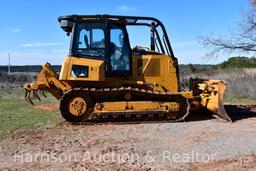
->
[199,0,256,57]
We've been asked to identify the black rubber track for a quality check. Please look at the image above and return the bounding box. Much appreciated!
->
[59,87,190,123]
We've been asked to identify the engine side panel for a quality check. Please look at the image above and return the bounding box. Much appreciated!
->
[59,56,105,81]
[132,54,179,92]
[59,54,179,93]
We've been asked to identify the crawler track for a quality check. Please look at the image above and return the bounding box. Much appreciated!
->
[60,87,191,122]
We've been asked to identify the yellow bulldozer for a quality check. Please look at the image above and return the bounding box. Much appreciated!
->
[24,15,232,123]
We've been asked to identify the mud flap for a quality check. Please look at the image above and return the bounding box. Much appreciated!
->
[192,79,232,122]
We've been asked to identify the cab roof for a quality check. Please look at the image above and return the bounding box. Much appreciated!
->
[58,14,163,26]
[58,14,174,57]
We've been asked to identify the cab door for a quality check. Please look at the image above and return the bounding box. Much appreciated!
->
[106,23,132,77]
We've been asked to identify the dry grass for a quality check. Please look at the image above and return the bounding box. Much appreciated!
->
[0,72,37,89]
[180,68,256,100]
[1,69,255,100]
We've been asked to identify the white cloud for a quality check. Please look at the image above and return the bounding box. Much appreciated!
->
[12,28,21,33]
[117,5,136,13]
[20,42,63,48]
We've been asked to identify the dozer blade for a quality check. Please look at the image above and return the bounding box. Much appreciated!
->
[213,104,231,122]
[192,79,232,122]
[211,82,232,122]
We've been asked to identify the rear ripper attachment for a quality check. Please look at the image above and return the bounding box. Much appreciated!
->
[24,63,71,105]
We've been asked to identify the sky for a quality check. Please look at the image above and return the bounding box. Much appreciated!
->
[0,0,250,65]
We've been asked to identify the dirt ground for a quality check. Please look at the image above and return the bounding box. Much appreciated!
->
[0,105,256,171]
[34,104,59,111]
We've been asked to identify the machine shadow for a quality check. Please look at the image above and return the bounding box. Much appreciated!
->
[174,104,256,122]
[71,105,256,125]
[224,104,256,122]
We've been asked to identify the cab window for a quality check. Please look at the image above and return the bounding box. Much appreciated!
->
[73,22,105,58]
[109,24,131,72]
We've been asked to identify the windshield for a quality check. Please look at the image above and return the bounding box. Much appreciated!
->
[72,22,105,58]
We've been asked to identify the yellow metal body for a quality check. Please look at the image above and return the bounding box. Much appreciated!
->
[24,63,71,100]
[59,57,105,81]
[68,97,87,116]
[57,53,179,93]
[95,101,180,113]
[195,79,229,121]
[131,53,179,92]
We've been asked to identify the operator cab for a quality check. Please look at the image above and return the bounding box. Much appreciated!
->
[72,21,132,76]
[58,15,176,77]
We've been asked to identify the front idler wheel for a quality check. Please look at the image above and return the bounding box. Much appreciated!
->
[60,90,94,122]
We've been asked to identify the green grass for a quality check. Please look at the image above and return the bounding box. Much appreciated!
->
[0,88,62,138]
[0,88,255,139]
[225,97,256,105]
